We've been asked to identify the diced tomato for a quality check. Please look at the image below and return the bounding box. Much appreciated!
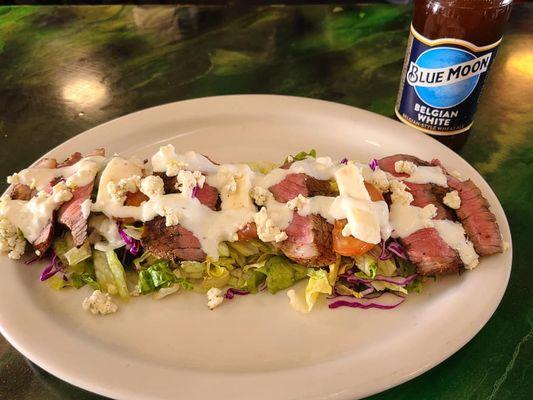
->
[332,182,383,257]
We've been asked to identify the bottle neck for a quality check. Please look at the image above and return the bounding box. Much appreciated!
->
[413,0,513,46]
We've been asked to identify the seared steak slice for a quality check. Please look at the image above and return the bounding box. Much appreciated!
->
[269,173,332,203]
[33,158,58,169]
[56,148,104,168]
[401,228,462,275]
[125,190,149,207]
[448,178,503,255]
[195,184,220,211]
[33,220,55,255]
[141,216,206,261]
[57,183,93,246]
[10,183,35,201]
[236,222,258,241]
[154,172,220,211]
[378,154,430,177]
[404,182,453,220]
[57,152,82,168]
[278,212,336,266]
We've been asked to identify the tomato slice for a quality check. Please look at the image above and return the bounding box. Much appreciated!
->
[332,182,383,257]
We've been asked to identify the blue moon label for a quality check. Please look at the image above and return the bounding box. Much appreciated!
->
[395,26,501,136]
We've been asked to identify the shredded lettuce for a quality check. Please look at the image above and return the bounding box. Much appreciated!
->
[227,261,266,293]
[64,241,91,266]
[354,254,378,278]
[68,257,100,290]
[246,161,278,174]
[203,259,231,289]
[370,280,408,295]
[285,149,317,163]
[133,251,161,271]
[93,250,130,300]
[287,269,332,313]
[334,283,365,299]
[138,261,192,295]
[181,261,205,279]
[328,255,341,286]
[105,250,130,300]
[227,241,259,257]
[255,256,307,294]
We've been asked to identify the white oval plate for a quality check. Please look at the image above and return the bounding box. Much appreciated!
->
[0,95,512,400]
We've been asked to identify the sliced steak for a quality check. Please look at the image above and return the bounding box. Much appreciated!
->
[57,152,82,168]
[124,190,149,207]
[401,228,462,275]
[33,158,58,169]
[57,183,93,246]
[404,182,453,220]
[448,178,503,255]
[278,212,336,266]
[195,184,220,211]
[269,173,332,203]
[141,216,206,261]
[154,172,220,210]
[33,220,55,255]
[378,154,430,177]
[10,183,35,200]
[236,222,258,241]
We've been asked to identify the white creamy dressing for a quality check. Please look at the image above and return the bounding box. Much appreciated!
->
[151,145,218,174]
[83,146,393,258]
[0,156,105,243]
[433,220,479,269]
[10,156,105,191]
[89,215,124,252]
[93,157,144,208]
[389,203,438,239]
[1,195,60,242]
[404,166,448,187]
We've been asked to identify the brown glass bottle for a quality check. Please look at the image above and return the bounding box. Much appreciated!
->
[396,0,513,151]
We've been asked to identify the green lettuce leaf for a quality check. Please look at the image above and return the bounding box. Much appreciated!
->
[287,269,332,313]
[256,256,308,294]
[138,262,192,295]
[285,149,317,164]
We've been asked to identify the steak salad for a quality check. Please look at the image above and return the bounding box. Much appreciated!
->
[0,146,508,315]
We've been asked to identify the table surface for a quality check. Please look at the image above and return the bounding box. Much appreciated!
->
[0,3,531,400]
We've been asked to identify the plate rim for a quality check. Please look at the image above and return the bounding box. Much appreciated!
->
[0,95,512,400]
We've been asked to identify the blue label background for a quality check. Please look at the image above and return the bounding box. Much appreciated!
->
[396,33,497,134]
[415,47,479,109]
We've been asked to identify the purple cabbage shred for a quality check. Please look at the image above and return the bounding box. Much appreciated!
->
[118,224,141,256]
[224,288,250,300]
[191,185,200,198]
[40,252,64,281]
[340,158,348,165]
[369,158,379,171]
[387,241,408,260]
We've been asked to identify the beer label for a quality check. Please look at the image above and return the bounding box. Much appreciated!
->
[395,26,501,135]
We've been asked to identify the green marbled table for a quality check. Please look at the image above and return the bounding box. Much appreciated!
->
[0,4,531,400]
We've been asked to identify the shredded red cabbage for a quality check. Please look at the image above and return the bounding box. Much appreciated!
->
[387,241,408,260]
[379,239,408,261]
[118,225,141,255]
[224,288,250,299]
[329,292,405,310]
[379,240,390,260]
[192,185,200,198]
[340,158,348,165]
[40,252,64,281]
[369,158,379,171]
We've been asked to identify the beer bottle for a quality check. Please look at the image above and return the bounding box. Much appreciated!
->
[395,0,513,150]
